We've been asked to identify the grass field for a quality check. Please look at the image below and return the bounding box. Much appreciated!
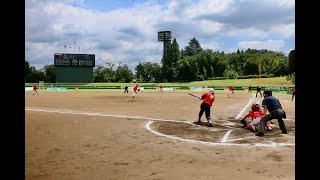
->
[25,77,294,87]
[34,88,289,94]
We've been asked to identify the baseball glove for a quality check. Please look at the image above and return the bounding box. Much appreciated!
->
[240,119,247,127]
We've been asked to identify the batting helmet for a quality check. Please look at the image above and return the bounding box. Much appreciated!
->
[209,89,215,94]
[263,89,272,96]
[251,103,261,111]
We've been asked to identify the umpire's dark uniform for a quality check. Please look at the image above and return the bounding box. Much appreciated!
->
[256,90,287,136]
[124,86,128,93]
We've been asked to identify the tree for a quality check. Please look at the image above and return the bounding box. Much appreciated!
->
[135,62,162,82]
[43,64,56,83]
[115,64,134,83]
[93,65,106,82]
[165,38,180,81]
[25,60,32,82]
[184,37,203,56]
[287,49,295,74]
[28,70,48,83]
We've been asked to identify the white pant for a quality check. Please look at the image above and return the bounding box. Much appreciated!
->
[132,91,137,97]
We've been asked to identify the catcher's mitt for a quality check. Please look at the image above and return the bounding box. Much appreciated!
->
[240,119,247,127]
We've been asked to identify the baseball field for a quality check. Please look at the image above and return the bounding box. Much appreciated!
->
[25,90,295,180]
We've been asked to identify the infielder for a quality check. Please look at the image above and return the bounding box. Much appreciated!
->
[33,84,38,95]
[130,84,139,101]
[228,86,235,97]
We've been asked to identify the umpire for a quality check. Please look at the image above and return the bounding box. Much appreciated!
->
[256,89,288,137]
[256,86,262,97]
[124,85,129,93]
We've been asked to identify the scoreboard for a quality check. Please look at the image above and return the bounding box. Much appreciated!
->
[54,53,95,67]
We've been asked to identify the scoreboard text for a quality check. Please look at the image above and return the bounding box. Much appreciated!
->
[54,53,95,67]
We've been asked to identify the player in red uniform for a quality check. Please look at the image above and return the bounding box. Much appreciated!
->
[228,86,235,97]
[194,89,215,127]
[33,84,38,95]
[159,84,163,93]
[240,103,272,132]
[291,85,295,101]
[130,84,140,101]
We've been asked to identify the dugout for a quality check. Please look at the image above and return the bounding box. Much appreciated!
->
[54,53,95,83]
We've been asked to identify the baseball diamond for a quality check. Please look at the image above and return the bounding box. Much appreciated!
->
[26,91,295,180]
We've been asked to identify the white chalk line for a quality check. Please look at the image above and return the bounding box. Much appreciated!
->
[227,136,258,142]
[26,107,294,148]
[25,108,192,124]
[145,122,294,147]
[235,95,257,119]
[221,130,233,143]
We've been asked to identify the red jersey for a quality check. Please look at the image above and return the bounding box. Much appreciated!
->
[292,87,295,93]
[133,85,139,92]
[33,85,38,90]
[244,111,264,120]
[229,86,234,91]
[201,92,215,106]
[160,85,163,89]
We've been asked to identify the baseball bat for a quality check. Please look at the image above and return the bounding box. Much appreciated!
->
[188,93,200,99]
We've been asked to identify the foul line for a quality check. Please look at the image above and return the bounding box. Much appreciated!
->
[26,107,294,148]
[235,95,257,120]
[25,108,192,124]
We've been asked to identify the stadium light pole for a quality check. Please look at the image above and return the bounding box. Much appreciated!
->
[157,31,171,83]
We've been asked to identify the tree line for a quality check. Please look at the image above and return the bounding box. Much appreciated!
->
[25,37,295,83]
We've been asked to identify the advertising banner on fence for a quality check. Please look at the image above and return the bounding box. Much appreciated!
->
[46,87,67,91]
[129,87,145,91]
[156,87,176,91]
[191,87,214,91]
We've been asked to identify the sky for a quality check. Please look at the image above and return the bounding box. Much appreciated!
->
[25,0,295,71]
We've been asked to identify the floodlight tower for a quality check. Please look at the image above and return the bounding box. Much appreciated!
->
[158,31,172,82]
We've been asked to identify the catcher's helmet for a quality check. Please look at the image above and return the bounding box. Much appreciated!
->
[251,103,260,111]
[263,89,272,96]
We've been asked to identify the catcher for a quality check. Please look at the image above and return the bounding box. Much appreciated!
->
[240,103,272,132]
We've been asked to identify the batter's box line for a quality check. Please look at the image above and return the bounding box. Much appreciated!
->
[145,121,295,148]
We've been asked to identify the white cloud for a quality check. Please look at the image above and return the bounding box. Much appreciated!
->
[25,0,295,70]
[238,40,285,52]
[225,27,268,37]
[202,42,222,51]
[270,23,295,39]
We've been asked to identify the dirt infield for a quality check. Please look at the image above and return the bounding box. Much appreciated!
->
[25,91,295,180]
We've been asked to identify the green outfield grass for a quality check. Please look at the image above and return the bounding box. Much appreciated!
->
[26,77,294,87]
[33,88,288,95]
